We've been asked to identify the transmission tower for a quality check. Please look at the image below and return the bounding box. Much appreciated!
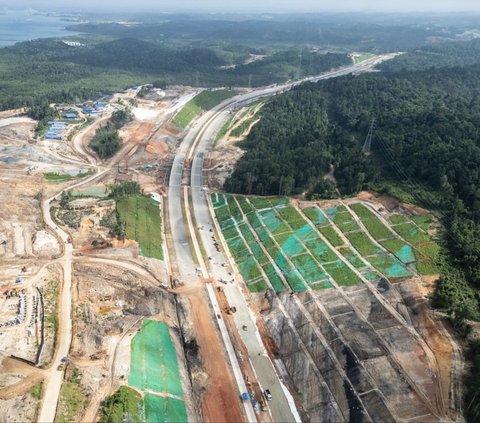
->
[362,118,376,154]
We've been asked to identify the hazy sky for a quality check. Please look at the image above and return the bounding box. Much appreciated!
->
[3,0,480,13]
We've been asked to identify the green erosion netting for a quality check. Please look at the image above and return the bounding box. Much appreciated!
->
[389,214,409,225]
[284,269,308,292]
[303,207,329,227]
[264,236,281,258]
[248,196,287,210]
[237,196,254,214]
[323,260,363,286]
[226,236,250,261]
[259,209,291,235]
[362,269,382,282]
[129,320,183,398]
[392,222,431,244]
[295,224,319,241]
[211,192,226,209]
[330,210,358,233]
[275,233,307,256]
[349,203,392,240]
[116,195,163,260]
[144,394,187,423]
[262,263,287,293]
[246,212,263,230]
[380,239,416,264]
[290,253,325,283]
[222,225,240,241]
[238,256,262,282]
[253,225,270,242]
[72,186,109,198]
[337,247,366,269]
[250,243,270,265]
[345,231,383,256]
[238,222,256,243]
[411,214,434,231]
[248,279,270,292]
[368,255,414,278]
[324,206,339,220]
[318,226,344,246]
[305,238,339,263]
[310,279,334,290]
[225,194,243,222]
[215,206,232,223]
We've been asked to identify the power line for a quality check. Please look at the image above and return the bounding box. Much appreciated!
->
[362,118,376,154]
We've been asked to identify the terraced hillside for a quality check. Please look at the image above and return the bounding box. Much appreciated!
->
[210,193,461,422]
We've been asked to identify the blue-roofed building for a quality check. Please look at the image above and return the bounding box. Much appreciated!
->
[64,112,77,119]
[94,103,105,109]
[44,133,64,140]
[83,107,93,113]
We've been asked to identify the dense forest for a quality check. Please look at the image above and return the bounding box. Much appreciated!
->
[379,38,480,72]
[225,64,480,420]
[224,88,375,196]
[90,109,132,159]
[67,16,463,51]
[0,37,350,111]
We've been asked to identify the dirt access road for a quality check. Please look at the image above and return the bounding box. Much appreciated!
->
[37,167,111,423]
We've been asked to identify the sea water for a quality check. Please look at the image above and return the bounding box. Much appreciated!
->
[0,9,78,47]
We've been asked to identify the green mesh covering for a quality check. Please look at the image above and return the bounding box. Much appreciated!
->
[380,239,416,264]
[262,264,287,293]
[275,233,307,256]
[392,222,430,244]
[303,207,329,227]
[295,224,319,241]
[290,253,325,283]
[337,247,366,269]
[129,320,183,397]
[323,260,363,286]
[226,236,250,262]
[305,238,339,263]
[144,394,187,423]
[238,256,262,282]
[368,255,414,278]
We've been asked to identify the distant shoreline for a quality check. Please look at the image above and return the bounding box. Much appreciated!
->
[0,10,80,48]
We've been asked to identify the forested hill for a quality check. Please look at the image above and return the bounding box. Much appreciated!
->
[0,37,350,111]
[378,38,480,72]
[224,86,375,197]
[226,64,480,212]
